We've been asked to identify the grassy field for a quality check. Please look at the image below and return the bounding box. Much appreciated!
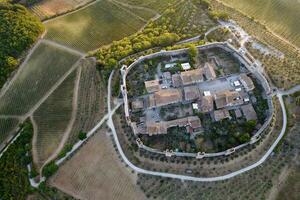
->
[0,42,80,116]
[50,127,146,200]
[30,0,93,20]
[0,118,20,145]
[45,0,154,51]
[32,69,78,169]
[219,0,300,48]
[66,58,107,145]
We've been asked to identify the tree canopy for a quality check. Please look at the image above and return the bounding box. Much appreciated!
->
[0,2,44,88]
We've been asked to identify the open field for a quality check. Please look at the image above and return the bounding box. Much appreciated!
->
[219,0,300,48]
[0,42,81,116]
[117,0,180,13]
[32,69,79,169]
[30,0,94,20]
[50,127,146,200]
[45,0,154,51]
[0,118,20,146]
[66,58,107,145]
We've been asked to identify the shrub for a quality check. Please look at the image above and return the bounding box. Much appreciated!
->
[42,161,58,178]
[78,131,87,140]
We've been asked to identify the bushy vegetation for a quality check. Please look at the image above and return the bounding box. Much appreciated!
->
[188,45,198,65]
[78,131,87,140]
[0,2,44,88]
[0,121,33,199]
[57,144,73,159]
[251,77,269,123]
[42,161,58,178]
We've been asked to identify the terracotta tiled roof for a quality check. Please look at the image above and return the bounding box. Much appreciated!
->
[145,79,160,93]
[214,109,230,121]
[184,86,201,101]
[154,88,182,107]
[180,68,204,85]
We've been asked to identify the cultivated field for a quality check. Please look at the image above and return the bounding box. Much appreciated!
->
[117,0,181,13]
[45,0,154,51]
[0,118,20,146]
[30,0,94,20]
[210,0,300,88]
[50,128,146,200]
[32,69,79,169]
[66,58,107,145]
[219,0,300,47]
[0,42,81,116]
[111,0,156,20]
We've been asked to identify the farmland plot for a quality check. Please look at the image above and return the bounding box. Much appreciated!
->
[66,58,107,145]
[111,0,157,21]
[45,0,154,51]
[0,118,20,146]
[219,0,300,47]
[50,128,146,200]
[32,69,79,169]
[0,42,80,116]
[117,0,181,13]
[30,0,94,20]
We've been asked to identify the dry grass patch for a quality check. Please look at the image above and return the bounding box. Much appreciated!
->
[50,128,146,200]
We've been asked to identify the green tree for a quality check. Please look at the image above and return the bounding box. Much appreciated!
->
[244,120,257,133]
[153,33,180,47]
[188,45,198,65]
[78,131,87,140]
[238,133,251,143]
[42,161,58,178]
[0,121,34,199]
